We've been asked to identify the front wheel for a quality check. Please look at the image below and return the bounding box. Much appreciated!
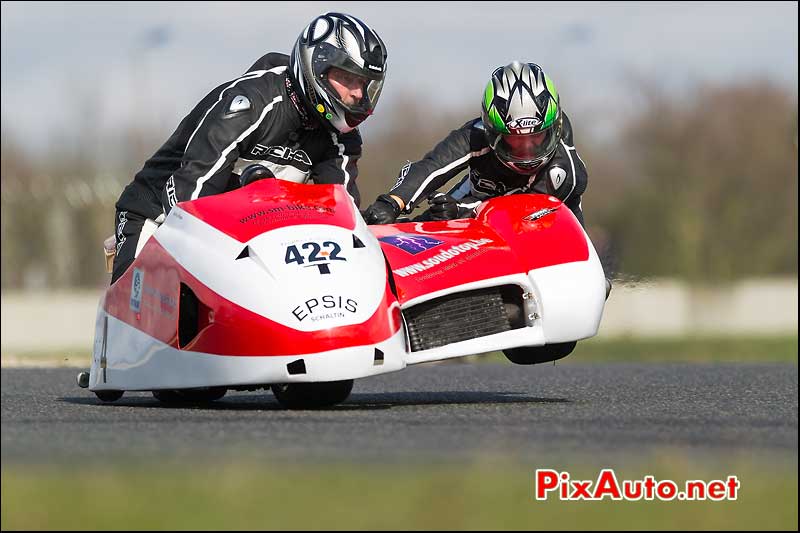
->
[95,390,124,402]
[271,380,354,409]
[503,341,577,365]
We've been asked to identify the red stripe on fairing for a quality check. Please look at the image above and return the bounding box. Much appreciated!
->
[179,179,357,243]
[106,242,181,349]
[371,194,589,303]
[105,239,401,357]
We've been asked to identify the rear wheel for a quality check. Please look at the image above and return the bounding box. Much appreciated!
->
[271,380,354,409]
[95,390,124,402]
[503,341,577,365]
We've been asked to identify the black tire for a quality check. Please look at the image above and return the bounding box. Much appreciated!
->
[271,380,354,409]
[180,387,227,402]
[95,390,124,402]
[152,390,184,403]
[503,341,577,365]
[153,387,227,404]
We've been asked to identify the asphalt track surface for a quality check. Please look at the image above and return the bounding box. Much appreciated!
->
[1,363,797,465]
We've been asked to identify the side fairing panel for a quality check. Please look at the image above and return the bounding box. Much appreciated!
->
[372,194,590,305]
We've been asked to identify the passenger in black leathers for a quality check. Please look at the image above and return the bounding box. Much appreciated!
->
[363,61,589,227]
[111,12,387,283]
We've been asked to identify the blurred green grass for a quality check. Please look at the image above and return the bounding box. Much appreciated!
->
[2,336,797,367]
[471,335,798,364]
[2,455,796,530]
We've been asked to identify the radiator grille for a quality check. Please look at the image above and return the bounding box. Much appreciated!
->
[403,286,523,352]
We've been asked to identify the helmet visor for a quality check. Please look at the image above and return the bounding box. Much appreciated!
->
[312,44,385,115]
[321,69,384,128]
[493,126,560,164]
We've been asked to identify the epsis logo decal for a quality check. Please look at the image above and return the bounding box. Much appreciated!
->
[292,295,358,322]
[378,233,443,255]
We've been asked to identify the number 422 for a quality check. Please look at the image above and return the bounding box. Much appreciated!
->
[285,241,346,265]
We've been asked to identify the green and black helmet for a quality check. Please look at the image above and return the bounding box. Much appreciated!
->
[481,61,562,174]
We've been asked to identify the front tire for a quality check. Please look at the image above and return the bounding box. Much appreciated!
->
[95,390,124,402]
[271,380,354,409]
[503,341,577,365]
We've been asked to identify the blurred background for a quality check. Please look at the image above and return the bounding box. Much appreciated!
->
[2,4,797,530]
[1,1,797,347]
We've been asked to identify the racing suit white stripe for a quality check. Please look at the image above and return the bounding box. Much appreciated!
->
[190,95,283,200]
[560,139,577,202]
[408,147,492,205]
[330,132,350,188]
[185,68,284,150]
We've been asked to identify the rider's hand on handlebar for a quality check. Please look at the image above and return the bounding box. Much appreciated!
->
[363,194,403,225]
[427,192,459,221]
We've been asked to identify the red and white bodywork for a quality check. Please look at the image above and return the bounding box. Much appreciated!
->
[88,179,606,393]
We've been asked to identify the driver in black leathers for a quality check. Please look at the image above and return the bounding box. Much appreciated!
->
[111,12,387,283]
[363,61,588,227]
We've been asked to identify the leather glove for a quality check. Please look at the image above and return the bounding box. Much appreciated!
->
[427,192,459,221]
[363,194,402,225]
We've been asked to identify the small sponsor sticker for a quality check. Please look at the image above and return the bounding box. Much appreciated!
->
[379,233,444,255]
[511,117,541,129]
[549,166,567,190]
[130,268,143,312]
[524,207,559,222]
[229,95,251,113]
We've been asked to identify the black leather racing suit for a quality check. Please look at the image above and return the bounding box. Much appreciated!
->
[389,113,588,226]
[112,53,362,283]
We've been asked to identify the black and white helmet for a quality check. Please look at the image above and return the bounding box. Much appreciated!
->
[290,12,388,134]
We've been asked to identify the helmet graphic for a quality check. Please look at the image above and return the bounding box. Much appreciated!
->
[290,12,387,134]
[481,61,562,174]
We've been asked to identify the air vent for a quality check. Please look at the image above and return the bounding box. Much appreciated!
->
[178,283,200,347]
[287,359,307,375]
[403,285,524,352]
[178,283,213,349]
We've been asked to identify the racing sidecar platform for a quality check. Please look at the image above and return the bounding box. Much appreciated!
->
[81,177,606,408]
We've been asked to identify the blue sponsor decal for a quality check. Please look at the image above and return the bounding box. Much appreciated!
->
[130,268,143,312]
[379,233,444,255]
